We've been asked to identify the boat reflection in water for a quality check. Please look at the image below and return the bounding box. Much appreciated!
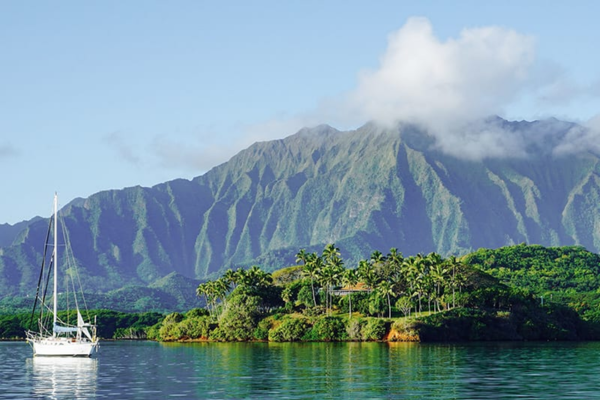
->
[28,356,98,399]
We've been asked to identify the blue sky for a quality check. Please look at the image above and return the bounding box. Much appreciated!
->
[1,1,599,224]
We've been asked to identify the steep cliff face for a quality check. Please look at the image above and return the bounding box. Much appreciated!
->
[191,120,600,276]
[1,119,599,296]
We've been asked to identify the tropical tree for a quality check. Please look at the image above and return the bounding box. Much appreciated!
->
[319,262,344,314]
[387,248,404,283]
[342,268,359,318]
[446,255,467,308]
[196,280,219,317]
[321,244,344,314]
[281,286,294,311]
[358,259,378,290]
[297,250,321,307]
[234,268,249,287]
[214,277,231,310]
[395,296,412,317]
[377,279,395,318]
[430,261,448,312]
[223,269,238,289]
[246,265,273,288]
[403,254,427,314]
[196,282,210,314]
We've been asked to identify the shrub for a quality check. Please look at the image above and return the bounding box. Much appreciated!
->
[163,312,185,324]
[389,319,419,341]
[310,316,348,341]
[254,318,272,340]
[186,308,210,319]
[145,323,161,340]
[268,317,311,342]
[346,318,366,341]
[177,316,215,339]
[209,327,227,341]
[159,320,182,341]
[367,295,387,317]
[216,293,261,341]
[302,305,326,317]
[362,318,386,341]
[297,285,315,308]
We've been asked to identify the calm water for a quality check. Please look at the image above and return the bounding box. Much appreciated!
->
[2,340,600,399]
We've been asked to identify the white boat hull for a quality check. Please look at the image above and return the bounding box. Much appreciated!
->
[29,337,99,357]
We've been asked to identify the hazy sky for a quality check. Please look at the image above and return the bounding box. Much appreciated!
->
[1,1,599,224]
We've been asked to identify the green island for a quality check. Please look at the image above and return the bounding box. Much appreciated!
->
[3,243,600,342]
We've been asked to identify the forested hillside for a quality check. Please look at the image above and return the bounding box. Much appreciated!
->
[1,118,600,302]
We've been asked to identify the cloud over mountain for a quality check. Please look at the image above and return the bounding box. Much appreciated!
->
[146,17,600,170]
[343,17,540,159]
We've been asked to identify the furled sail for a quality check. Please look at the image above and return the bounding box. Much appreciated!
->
[53,324,79,334]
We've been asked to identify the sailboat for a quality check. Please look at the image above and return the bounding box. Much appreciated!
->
[26,193,99,357]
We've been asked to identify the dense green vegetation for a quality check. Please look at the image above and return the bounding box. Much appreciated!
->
[0,310,163,340]
[464,244,600,323]
[4,243,600,342]
[143,244,600,342]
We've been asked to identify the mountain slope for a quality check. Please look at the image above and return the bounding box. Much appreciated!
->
[1,118,600,298]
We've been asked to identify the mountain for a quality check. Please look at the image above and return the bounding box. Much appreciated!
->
[0,217,43,248]
[1,118,600,302]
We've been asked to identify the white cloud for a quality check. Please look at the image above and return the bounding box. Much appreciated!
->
[342,17,538,159]
[140,17,600,168]
[553,114,600,156]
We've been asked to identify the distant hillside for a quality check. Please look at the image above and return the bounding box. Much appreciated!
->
[1,118,600,305]
[0,217,42,248]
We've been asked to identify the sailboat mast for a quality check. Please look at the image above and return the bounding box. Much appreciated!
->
[53,193,58,336]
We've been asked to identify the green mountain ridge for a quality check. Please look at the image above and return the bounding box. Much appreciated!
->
[1,118,599,305]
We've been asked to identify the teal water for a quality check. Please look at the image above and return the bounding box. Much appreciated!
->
[2,341,600,399]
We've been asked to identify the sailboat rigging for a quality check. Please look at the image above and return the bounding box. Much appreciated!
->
[26,193,99,357]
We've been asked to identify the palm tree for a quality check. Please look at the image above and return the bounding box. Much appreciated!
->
[358,259,378,291]
[370,250,387,281]
[342,268,359,318]
[234,268,249,287]
[319,261,344,315]
[223,269,238,289]
[446,256,467,308]
[430,262,448,312]
[320,245,345,315]
[196,282,210,314]
[296,249,309,265]
[297,250,321,307]
[318,264,334,314]
[370,250,385,265]
[240,265,273,289]
[403,254,427,314]
[200,280,218,317]
[322,243,341,264]
[214,277,231,309]
[377,280,395,318]
[387,248,404,282]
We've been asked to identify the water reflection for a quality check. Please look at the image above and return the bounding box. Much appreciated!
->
[28,356,98,399]
[5,341,600,399]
